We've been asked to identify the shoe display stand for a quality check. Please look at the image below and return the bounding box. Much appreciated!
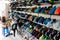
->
[13,10,60,31]
[15,13,60,40]
[10,0,60,40]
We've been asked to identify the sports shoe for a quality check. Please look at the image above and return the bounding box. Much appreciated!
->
[44,18,51,25]
[46,19,56,28]
[39,34,46,40]
[45,28,53,37]
[38,16,45,24]
[53,32,60,40]
[41,7,47,13]
[53,21,60,30]
[34,6,41,13]
[49,6,56,15]
[19,1,27,6]
[54,6,60,15]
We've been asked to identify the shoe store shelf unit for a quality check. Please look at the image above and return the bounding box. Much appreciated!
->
[11,2,60,31]
[10,1,60,40]
[13,10,60,31]
[16,12,60,40]
[13,3,60,20]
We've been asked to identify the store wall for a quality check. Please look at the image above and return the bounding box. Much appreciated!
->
[0,0,11,19]
[5,3,10,18]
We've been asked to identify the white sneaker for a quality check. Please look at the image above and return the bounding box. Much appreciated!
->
[53,21,60,31]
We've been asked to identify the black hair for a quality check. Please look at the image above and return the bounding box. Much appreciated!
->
[1,16,6,23]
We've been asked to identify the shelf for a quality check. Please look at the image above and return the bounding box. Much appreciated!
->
[10,1,60,40]
[14,10,50,18]
[14,10,38,16]
[19,16,60,31]
[14,10,26,14]
[16,5,38,8]
[30,13,50,18]
[11,3,60,9]
[13,10,60,31]
[16,4,51,8]
[14,10,60,20]
[51,15,60,20]
[30,13,38,16]
[15,3,51,8]
[11,1,60,8]
[22,29,38,40]
[38,13,50,18]
[10,1,17,3]
[31,13,60,20]
[40,3,51,7]
[53,4,60,7]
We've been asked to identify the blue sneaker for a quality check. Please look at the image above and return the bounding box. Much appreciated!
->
[41,7,47,13]
[38,16,44,23]
[44,18,51,25]
[34,6,40,13]
[49,6,56,15]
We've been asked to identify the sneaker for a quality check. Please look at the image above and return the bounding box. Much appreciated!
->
[53,21,60,30]
[49,6,56,15]
[34,6,41,13]
[38,16,44,24]
[44,18,51,25]
[54,6,60,15]
[39,34,46,40]
[41,7,47,13]
[46,19,56,28]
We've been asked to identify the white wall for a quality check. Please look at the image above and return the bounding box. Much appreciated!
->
[0,0,11,19]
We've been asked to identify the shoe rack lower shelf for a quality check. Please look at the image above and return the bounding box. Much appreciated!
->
[19,16,60,31]
[17,26,38,40]
[13,10,60,31]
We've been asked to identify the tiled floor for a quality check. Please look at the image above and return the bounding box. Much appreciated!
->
[0,23,23,40]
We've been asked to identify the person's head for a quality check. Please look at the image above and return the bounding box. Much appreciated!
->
[1,16,6,23]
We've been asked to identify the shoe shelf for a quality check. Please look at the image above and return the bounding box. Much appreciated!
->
[15,13,60,31]
[15,3,60,8]
[12,4,60,20]
[22,29,38,40]
[13,10,60,31]
[16,5,38,8]
[14,10,50,18]
[21,17,60,31]
[16,14,60,40]
[16,13,60,40]
[10,1,60,40]
[53,4,60,7]
[14,10,39,16]
[10,1,17,3]
[14,10,60,20]
[18,27,38,40]
[51,15,60,20]
[16,4,51,8]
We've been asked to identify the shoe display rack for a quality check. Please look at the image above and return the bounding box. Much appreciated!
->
[12,13,60,40]
[10,0,60,40]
